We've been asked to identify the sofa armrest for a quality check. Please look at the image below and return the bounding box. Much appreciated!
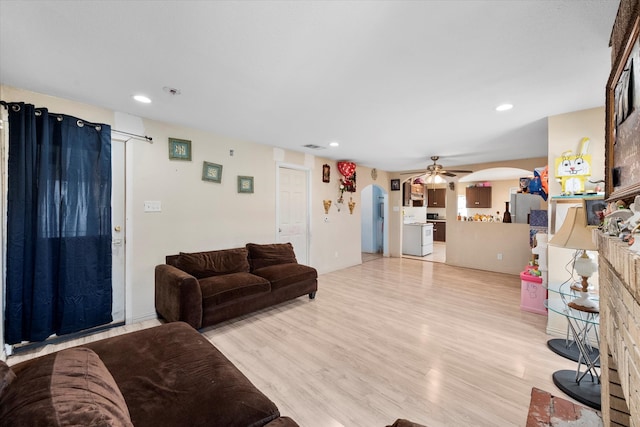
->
[155,264,203,329]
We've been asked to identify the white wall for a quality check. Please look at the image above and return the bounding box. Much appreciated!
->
[546,107,605,337]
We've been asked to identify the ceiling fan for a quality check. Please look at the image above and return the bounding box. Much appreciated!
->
[424,156,473,177]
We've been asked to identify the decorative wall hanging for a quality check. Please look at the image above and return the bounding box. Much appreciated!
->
[348,197,356,215]
[606,15,640,201]
[322,164,330,183]
[238,176,254,193]
[554,137,591,195]
[323,199,332,214]
[391,179,400,191]
[168,137,192,161]
[202,161,223,183]
[337,161,356,205]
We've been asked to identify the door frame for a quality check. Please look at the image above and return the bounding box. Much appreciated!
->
[111,133,136,325]
[275,162,311,265]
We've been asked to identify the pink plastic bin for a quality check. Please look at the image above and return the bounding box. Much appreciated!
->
[520,270,547,315]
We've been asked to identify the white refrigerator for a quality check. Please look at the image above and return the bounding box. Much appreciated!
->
[510,193,541,224]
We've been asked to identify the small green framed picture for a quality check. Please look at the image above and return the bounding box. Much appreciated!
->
[168,138,192,161]
[202,161,223,183]
[237,176,254,193]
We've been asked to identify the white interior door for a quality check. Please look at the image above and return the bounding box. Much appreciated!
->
[110,136,126,323]
[277,166,309,264]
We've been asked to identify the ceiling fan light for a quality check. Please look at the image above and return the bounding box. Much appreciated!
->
[425,174,446,184]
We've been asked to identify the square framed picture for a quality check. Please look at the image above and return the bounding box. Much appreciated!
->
[237,176,254,193]
[168,138,192,161]
[202,161,223,183]
[391,179,400,191]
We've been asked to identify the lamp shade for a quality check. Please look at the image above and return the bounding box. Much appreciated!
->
[549,206,597,250]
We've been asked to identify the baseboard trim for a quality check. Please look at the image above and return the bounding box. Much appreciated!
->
[10,321,126,355]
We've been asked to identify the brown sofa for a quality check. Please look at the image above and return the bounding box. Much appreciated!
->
[155,242,318,329]
[0,322,299,427]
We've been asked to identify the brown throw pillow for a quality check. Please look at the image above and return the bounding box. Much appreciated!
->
[0,347,133,427]
[246,243,297,270]
[177,248,250,278]
[0,360,16,397]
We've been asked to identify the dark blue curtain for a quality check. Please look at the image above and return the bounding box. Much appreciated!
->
[5,103,112,345]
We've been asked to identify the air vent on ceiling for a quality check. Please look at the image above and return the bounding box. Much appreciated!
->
[302,144,325,150]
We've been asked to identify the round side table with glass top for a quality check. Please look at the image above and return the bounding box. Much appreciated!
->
[544,298,601,410]
[546,282,600,366]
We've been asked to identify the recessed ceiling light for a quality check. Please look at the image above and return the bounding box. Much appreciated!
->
[133,94,152,104]
[329,141,339,147]
[496,103,513,112]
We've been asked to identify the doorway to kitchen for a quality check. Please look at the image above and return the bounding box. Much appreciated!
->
[360,184,388,262]
[401,175,446,264]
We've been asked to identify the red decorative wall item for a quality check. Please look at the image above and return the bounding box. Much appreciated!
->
[337,161,356,193]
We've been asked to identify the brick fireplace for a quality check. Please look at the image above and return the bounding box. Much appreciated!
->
[600,2,640,424]
[597,232,639,426]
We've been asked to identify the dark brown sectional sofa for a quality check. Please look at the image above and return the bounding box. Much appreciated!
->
[0,322,299,426]
[155,242,318,329]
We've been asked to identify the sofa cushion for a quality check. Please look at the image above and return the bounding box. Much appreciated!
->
[0,360,16,397]
[246,242,297,270]
[84,322,281,427]
[252,263,318,291]
[200,272,271,306]
[0,347,132,427]
[176,248,250,279]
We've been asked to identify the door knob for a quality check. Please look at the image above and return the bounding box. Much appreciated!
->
[114,226,121,232]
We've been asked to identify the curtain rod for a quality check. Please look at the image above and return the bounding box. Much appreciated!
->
[1,100,153,143]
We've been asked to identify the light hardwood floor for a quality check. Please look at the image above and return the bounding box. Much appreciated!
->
[7,258,582,426]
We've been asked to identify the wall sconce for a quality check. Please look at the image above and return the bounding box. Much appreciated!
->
[323,200,332,214]
[348,197,356,215]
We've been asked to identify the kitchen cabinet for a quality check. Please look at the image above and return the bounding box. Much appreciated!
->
[428,220,446,242]
[427,188,446,207]
[403,182,425,207]
[465,186,492,208]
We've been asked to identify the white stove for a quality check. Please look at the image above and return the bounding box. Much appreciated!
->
[402,223,434,256]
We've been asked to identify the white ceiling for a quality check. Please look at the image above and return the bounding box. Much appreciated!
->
[0,0,620,172]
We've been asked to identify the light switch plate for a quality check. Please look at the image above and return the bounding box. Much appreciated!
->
[144,201,161,212]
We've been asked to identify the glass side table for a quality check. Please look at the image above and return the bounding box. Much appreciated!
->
[545,298,601,410]
[545,282,600,366]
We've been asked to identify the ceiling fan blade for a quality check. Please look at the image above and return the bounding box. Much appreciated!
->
[441,172,457,177]
[445,169,473,173]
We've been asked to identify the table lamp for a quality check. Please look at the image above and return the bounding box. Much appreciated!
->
[549,205,598,312]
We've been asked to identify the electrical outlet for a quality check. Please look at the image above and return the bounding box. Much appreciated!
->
[497,253,503,260]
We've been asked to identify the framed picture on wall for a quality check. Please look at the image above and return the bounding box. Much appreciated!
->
[322,164,330,183]
[606,15,640,201]
[238,176,254,193]
[391,179,400,191]
[202,161,223,183]
[168,137,192,161]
